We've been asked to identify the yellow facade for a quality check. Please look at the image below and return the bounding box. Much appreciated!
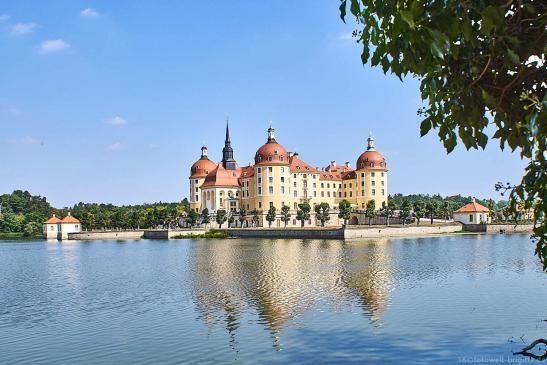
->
[188,126,388,227]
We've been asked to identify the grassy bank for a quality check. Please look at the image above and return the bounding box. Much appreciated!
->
[172,230,231,239]
[0,232,43,240]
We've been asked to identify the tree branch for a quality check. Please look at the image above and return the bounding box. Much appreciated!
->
[470,56,491,87]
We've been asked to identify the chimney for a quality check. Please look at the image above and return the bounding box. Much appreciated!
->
[67,212,71,216]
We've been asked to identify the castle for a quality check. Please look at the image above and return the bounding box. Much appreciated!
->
[188,123,388,227]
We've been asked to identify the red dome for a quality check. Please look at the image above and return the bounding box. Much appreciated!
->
[255,142,289,165]
[190,157,217,178]
[356,150,387,170]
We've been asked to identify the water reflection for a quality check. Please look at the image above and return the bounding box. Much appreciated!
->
[190,239,393,349]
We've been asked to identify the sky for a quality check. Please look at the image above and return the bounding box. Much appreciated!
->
[0,1,527,208]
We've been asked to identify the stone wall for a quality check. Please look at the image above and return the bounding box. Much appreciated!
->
[485,224,534,234]
[68,231,144,240]
[344,224,463,239]
[143,229,208,239]
[225,228,344,239]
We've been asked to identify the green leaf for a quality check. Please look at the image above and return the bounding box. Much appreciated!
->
[420,119,432,136]
[339,0,347,22]
[462,21,473,42]
[350,0,360,17]
[507,48,520,64]
[400,10,415,28]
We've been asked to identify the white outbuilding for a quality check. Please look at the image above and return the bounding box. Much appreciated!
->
[453,199,491,225]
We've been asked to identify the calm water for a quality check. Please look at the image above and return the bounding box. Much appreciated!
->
[0,234,545,364]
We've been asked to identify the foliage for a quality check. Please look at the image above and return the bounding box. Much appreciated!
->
[338,200,352,225]
[201,208,211,225]
[413,200,427,224]
[280,205,291,227]
[380,200,397,225]
[339,0,545,268]
[228,215,235,228]
[187,209,198,227]
[315,202,331,227]
[265,206,277,228]
[216,209,227,228]
[239,208,247,227]
[426,200,439,224]
[296,202,311,227]
[365,200,376,225]
[400,200,412,225]
[172,229,231,239]
[251,209,260,227]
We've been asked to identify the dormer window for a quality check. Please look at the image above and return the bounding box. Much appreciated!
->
[268,155,272,161]
[274,150,278,154]
[280,156,284,161]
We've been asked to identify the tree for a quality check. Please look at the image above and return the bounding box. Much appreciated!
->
[400,200,412,226]
[280,205,291,228]
[380,200,397,225]
[265,206,277,228]
[338,200,352,225]
[365,200,376,225]
[426,200,439,225]
[251,209,260,227]
[216,209,227,228]
[439,201,454,222]
[187,209,198,227]
[238,208,247,228]
[339,1,545,269]
[228,215,235,228]
[413,201,426,225]
[296,202,311,228]
[201,208,211,226]
[315,202,331,227]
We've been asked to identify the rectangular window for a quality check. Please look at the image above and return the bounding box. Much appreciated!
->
[321,183,324,188]
[195,187,198,192]
[294,182,297,187]
[268,167,273,173]
[381,180,384,186]
[371,172,375,177]
[327,191,331,197]
[339,192,342,197]
[303,174,307,178]
[269,202,274,208]
[350,192,352,197]
[281,186,285,194]
[269,186,273,194]
[361,181,365,186]
[195,195,199,201]
[372,189,376,196]
[259,202,262,209]
[381,189,385,195]
[313,191,316,197]
[257,168,261,173]
[372,181,375,186]
[344,192,347,197]
[361,173,364,178]
[294,191,297,197]
[294,203,297,209]
[469,214,473,222]
[327,183,330,188]
[281,167,284,173]
[321,191,325,197]
[294,174,297,178]
[258,187,262,195]
[313,183,316,188]
[269,177,273,183]
[344,184,346,188]
[361,190,365,196]
[281,177,285,183]
[258,177,262,184]
[381,172,384,177]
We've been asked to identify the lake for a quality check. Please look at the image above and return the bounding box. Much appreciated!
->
[0,234,545,364]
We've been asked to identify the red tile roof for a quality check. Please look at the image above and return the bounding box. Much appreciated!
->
[201,164,242,188]
[61,215,80,224]
[44,216,62,224]
[455,201,490,213]
[289,155,318,173]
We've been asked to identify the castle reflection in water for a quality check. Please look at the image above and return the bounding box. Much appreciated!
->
[189,239,393,350]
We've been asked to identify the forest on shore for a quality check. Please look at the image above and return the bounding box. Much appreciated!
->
[0,190,511,238]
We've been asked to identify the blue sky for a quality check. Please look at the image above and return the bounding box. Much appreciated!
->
[0,1,526,207]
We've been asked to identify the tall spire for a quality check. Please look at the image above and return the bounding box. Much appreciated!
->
[222,118,237,170]
[225,119,231,143]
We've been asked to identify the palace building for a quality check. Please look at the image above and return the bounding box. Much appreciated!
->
[188,123,388,227]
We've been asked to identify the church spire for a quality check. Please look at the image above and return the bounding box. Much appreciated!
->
[222,119,237,170]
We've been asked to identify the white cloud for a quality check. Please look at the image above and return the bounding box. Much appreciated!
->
[10,23,37,35]
[80,8,100,18]
[39,39,70,54]
[107,142,127,151]
[0,14,9,22]
[9,136,42,145]
[104,116,127,125]
[337,32,354,41]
